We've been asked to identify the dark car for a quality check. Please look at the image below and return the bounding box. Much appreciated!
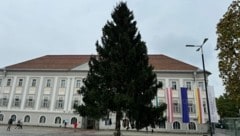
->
[215,122,228,129]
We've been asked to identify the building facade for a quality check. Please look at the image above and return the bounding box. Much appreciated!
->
[0,54,210,132]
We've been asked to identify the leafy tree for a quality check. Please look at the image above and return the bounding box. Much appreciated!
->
[74,2,166,135]
[216,93,239,118]
[216,0,240,100]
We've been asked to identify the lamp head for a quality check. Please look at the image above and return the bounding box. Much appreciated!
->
[186,45,195,47]
[202,38,208,45]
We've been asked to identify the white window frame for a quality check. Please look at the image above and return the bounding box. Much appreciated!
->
[60,80,66,88]
[1,96,9,107]
[186,81,192,91]
[171,81,177,90]
[39,116,46,123]
[188,101,195,113]
[173,121,180,129]
[55,117,61,124]
[56,97,64,109]
[42,96,49,108]
[173,100,180,113]
[13,96,21,107]
[46,79,51,87]
[31,79,37,87]
[76,80,81,88]
[24,115,30,123]
[18,79,23,87]
[6,79,11,86]
[26,96,34,108]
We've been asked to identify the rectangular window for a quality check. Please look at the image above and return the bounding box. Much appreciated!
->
[2,97,8,107]
[46,79,51,87]
[13,96,21,107]
[60,80,66,88]
[0,79,2,86]
[6,79,11,86]
[42,97,49,108]
[56,97,64,109]
[186,81,192,91]
[173,100,180,113]
[0,97,9,107]
[76,80,81,88]
[26,96,34,108]
[31,79,37,87]
[18,79,23,86]
[171,81,177,90]
[188,101,195,113]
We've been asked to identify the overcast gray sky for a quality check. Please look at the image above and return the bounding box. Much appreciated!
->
[0,0,233,97]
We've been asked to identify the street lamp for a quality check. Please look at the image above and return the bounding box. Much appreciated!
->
[186,38,213,136]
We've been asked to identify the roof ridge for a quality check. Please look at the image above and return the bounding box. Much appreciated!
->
[3,54,202,72]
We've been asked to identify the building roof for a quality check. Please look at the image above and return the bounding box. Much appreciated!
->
[4,54,200,72]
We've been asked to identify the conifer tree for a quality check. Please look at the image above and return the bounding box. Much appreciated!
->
[75,2,166,135]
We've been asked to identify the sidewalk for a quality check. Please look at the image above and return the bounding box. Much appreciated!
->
[0,125,223,136]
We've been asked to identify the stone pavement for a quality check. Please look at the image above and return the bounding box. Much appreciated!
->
[0,125,225,136]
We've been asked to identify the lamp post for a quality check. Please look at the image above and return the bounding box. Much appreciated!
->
[186,38,213,136]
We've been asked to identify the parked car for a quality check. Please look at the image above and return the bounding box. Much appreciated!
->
[215,122,228,129]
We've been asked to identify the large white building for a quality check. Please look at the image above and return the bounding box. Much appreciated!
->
[0,54,210,132]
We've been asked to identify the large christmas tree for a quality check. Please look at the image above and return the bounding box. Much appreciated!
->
[75,2,166,135]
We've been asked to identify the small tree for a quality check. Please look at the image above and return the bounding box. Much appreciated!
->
[74,2,166,135]
[216,93,240,118]
[216,0,240,100]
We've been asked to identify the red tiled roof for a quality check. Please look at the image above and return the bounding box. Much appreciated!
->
[6,55,91,70]
[149,54,198,71]
[5,54,198,71]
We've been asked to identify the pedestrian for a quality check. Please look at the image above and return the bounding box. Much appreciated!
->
[15,120,23,129]
[63,119,68,128]
[7,118,13,131]
[73,122,78,132]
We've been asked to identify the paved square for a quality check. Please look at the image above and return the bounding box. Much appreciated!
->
[0,125,225,136]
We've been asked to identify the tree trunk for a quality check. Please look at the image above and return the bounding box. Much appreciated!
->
[114,111,121,136]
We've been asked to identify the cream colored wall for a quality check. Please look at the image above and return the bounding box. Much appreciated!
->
[0,70,209,132]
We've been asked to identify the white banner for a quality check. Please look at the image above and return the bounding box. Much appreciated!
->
[207,86,218,123]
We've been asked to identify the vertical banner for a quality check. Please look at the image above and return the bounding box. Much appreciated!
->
[194,87,205,124]
[166,87,173,122]
[181,87,189,123]
[207,86,218,123]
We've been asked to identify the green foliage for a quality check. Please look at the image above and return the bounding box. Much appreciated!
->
[127,103,167,130]
[216,0,240,99]
[216,93,240,118]
[74,2,166,132]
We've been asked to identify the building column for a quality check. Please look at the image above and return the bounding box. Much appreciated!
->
[35,77,43,110]
[20,76,30,110]
[8,76,17,109]
[64,77,71,112]
[50,77,58,111]
[67,77,75,111]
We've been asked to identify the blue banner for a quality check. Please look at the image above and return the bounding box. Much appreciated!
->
[181,87,189,123]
